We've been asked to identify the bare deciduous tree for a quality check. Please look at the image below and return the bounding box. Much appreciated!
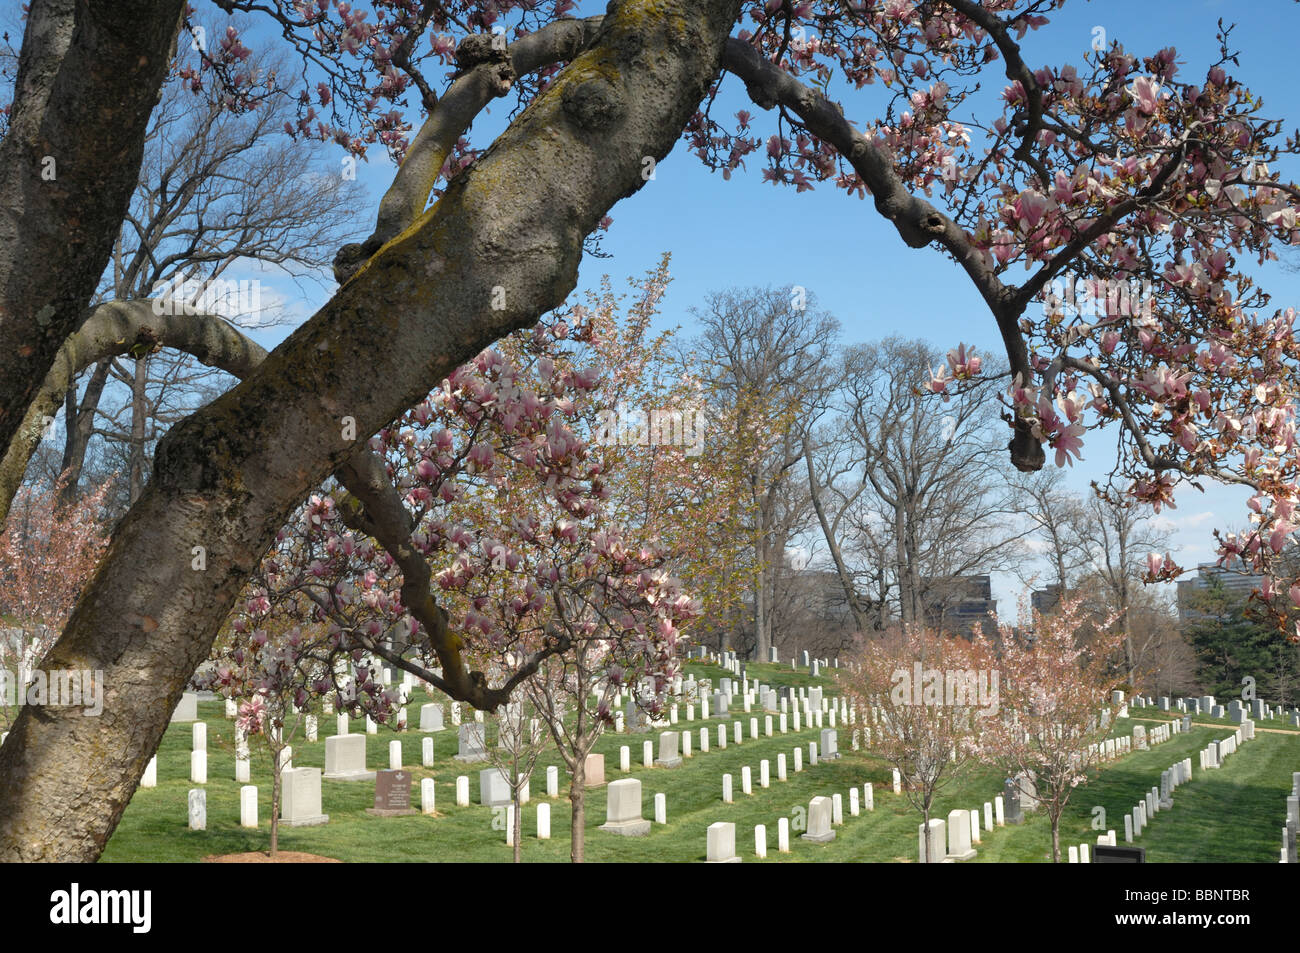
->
[813,338,1028,634]
[690,285,838,659]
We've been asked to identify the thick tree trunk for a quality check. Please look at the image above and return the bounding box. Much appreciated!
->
[0,0,184,454]
[0,0,745,861]
[894,504,913,624]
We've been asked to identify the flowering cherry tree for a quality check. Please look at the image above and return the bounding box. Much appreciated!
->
[981,597,1128,863]
[839,624,997,861]
[3,0,1299,860]
[0,483,109,722]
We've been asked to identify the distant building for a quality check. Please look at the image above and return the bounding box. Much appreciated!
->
[923,574,997,638]
[1031,584,1067,616]
[1175,562,1264,624]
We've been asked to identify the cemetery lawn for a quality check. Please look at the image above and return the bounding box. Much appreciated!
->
[100,664,1299,862]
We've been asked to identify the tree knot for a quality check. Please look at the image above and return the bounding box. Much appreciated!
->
[562,69,625,131]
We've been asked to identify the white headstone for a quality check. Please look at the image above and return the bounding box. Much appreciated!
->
[324,733,374,781]
[421,777,436,815]
[240,785,258,828]
[478,767,514,807]
[656,731,682,768]
[280,767,329,826]
[947,809,976,860]
[919,817,945,863]
[419,704,445,732]
[802,796,835,842]
[706,821,740,862]
[171,692,198,723]
[187,789,206,830]
[141,756,157,788]
[600,778,651,835]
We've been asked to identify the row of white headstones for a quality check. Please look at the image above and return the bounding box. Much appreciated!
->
[162,688,852,840]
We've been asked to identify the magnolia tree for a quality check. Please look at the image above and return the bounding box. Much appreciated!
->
[523,645,620,864]
[840,625,998,862]
[4,0,1300,860]
[196,595,398,855]
[204,264,716,861]
[483,697,550,864]
[979,597,1127,863]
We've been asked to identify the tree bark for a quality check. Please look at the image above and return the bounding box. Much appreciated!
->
[0,0,185,456]
[129,355,148,504]
[270,753,281,857]
[569,761,586,864]
[512,789,522,863]
[56,359,112,506]
[0,0,745,862]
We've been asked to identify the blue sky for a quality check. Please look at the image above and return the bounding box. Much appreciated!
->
[238,0,1300,617]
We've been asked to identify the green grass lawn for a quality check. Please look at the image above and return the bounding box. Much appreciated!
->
[97,665,1300,862]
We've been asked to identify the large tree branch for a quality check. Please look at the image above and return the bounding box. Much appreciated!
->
[0,301,267,523]
[721,39,1044,472]
[0,0,745,861]
[334,15,607,283]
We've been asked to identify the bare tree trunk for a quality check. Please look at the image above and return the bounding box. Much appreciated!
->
[512,790,522,863]
[569,759,586,863]
[270,756,281,857]
[129,355,148,504]
[894,505,913,624]
[752,476,770,659]
[921,805,931,863]
[805,445,872,633]
[56,359,112,506]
